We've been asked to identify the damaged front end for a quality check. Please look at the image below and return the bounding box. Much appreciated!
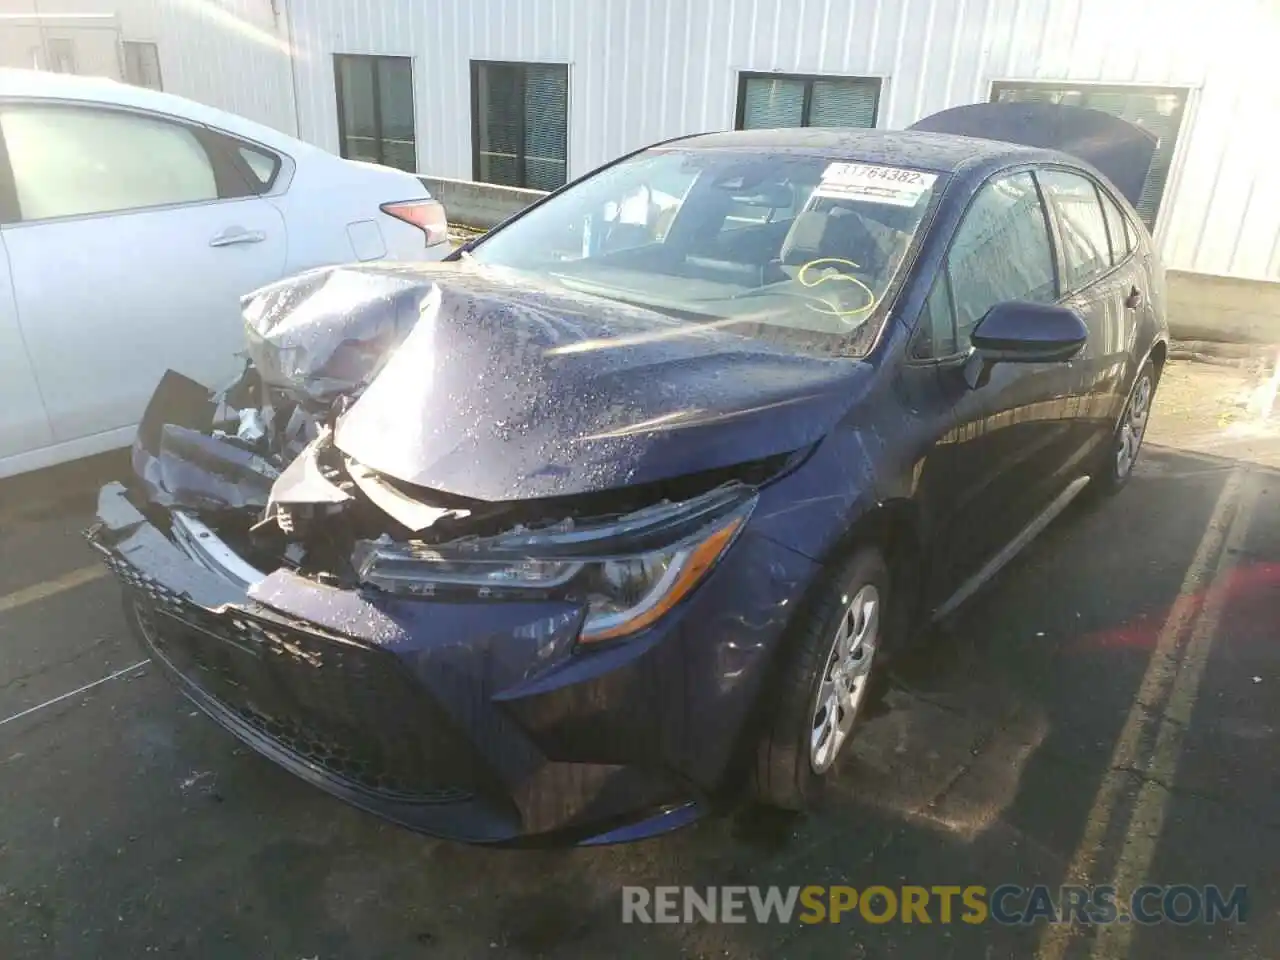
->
[86,265,828,844]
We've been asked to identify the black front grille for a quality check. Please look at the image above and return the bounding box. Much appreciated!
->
[104,554,478,804]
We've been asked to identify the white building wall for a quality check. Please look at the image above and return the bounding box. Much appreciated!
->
[117,0,297,135]
[0,0,296,133]
[0,0,1275,282]
[283,0,1280,283]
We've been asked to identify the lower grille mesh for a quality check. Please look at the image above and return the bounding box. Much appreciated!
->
[105,554,476,804]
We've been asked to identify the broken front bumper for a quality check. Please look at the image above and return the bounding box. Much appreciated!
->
[87,482,819,846]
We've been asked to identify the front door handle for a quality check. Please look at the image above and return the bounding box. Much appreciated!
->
[1124,285,1144,309]
[210,228,267,247]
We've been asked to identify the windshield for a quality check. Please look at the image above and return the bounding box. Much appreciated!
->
[468,147,941,356]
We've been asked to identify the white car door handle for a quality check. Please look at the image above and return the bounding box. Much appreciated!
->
[209,228,267,247]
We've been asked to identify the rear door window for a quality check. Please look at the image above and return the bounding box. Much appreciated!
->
[1097,185,1132,266]
[1037,169,1113,290]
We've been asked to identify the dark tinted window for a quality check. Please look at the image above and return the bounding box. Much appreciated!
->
[944,171,1057,347]
[1038,170,1112,290]
[913,276,957,359]
[737,74,880,129]
[122,41,162,90]
[472,61,568,191]
[1097,187,1131,265]
[335,54,417,172]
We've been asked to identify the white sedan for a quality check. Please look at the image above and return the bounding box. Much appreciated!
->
[0,68,450,479]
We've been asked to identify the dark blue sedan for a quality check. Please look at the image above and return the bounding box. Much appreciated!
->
[89,103,1168,845]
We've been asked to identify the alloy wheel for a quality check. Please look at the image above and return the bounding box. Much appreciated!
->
[810,583,880,773]
[1115,372,1153,480]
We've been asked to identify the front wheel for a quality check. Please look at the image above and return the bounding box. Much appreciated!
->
[751,546,888,811]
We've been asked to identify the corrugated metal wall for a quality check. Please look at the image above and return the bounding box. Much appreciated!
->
[280,0,1278,282]
[115,0,297,135]
[2,0,1275,281]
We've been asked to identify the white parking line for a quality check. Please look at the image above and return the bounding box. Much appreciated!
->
[0,564,106,616]
[1036,467,1254,959]
[1090,471,1258,958]
[0,658,151,729]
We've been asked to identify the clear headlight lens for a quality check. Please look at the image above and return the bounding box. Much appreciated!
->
[352,488,753,643]
[576,518,743,642]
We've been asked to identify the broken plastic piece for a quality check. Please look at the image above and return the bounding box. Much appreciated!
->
[136,424,279,512]
[262,429,352,535]
[237,408,267,444]
[170,510,266,589]
[344,458,467,533]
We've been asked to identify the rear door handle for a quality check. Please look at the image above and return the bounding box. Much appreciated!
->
[1124,285,1143,309]
[210,228,266,247]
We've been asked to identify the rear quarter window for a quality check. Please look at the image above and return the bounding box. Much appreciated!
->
[237,144,280,190]
[205,130,283,195]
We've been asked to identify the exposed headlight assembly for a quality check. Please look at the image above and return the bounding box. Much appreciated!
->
[352,484,755,643]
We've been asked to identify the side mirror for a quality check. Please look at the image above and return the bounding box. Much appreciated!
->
[964,302,1088,389]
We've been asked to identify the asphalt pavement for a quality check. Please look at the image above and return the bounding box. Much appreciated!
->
[2,354,1279,960]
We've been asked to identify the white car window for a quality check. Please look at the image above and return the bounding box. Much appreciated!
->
[1,104,218,221]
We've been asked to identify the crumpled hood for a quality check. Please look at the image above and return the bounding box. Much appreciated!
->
[252,262,867,502]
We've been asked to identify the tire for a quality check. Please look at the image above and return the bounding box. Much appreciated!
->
[751,545,889,811]
[1089,357,1158,498]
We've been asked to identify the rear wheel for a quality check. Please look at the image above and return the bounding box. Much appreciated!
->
[752,546,888,811]
[1090,358,1157,497]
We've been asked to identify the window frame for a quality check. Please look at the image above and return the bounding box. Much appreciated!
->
[0,100,276,227]
[469,59,570,190]
[734,71,883,130]
[1097,183,1131,266]
[216,136,283,195]
[1034,164,1141,297]
[1034,166,1115,296]
[333,53,417,172]
[988,79,1190,231]
[909,164,1061,364]
[45,38,77,74]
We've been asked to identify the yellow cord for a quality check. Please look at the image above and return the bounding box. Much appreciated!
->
[796,258,877,319]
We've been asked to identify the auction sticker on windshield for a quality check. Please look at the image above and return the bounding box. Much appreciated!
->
[813,163,938,207]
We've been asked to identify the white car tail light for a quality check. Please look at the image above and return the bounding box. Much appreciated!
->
[380,199,448,247]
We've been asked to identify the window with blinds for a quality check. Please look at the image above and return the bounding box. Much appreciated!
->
[736,73,881,131]
[122,41,162,91]
[991,82,1188,230]
[334,55,417,173]
[471,61,569,191]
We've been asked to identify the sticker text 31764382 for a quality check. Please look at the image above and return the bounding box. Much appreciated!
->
[812,163,938,207]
